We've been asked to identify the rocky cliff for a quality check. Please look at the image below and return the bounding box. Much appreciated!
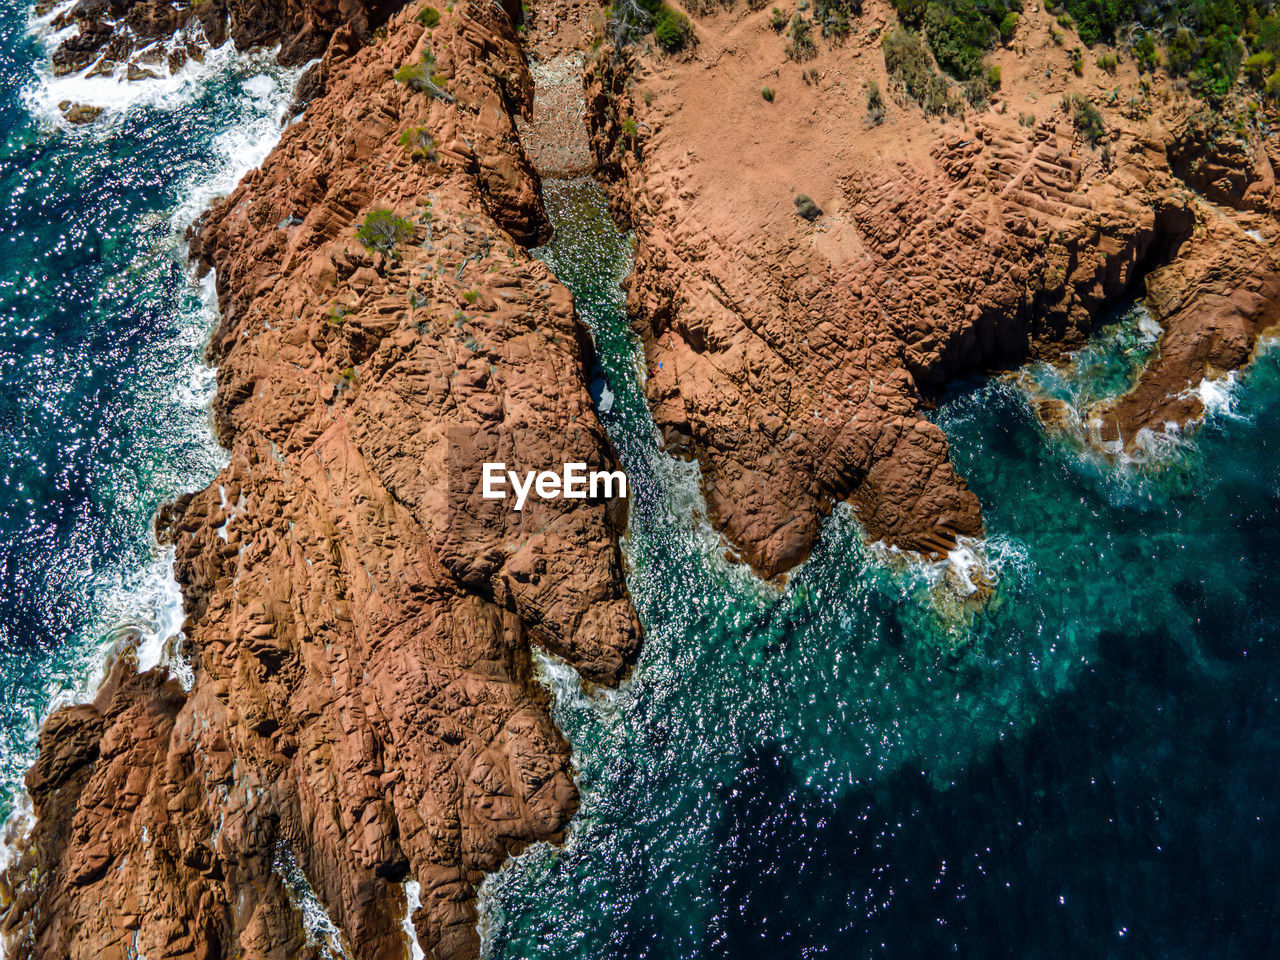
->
[585,0,1280,577]
[1,3,638,958]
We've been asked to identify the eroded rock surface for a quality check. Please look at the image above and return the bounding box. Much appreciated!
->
[584,1,1280,577]
[41,0,375,80]
[1,4,638,959]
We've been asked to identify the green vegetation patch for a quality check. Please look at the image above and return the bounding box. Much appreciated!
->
[393,49,453,100]
[795,194,823,220]
[357,209,415,256]
[787,13,818,60]
[634,0,695,51]
[882,26,963,115]
[399,126,439,160]
[1057,0,1280,104]
[1067,92,1106,145]
[923,0,999,80]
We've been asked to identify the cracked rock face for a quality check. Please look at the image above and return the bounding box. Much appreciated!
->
[584,4,1279,578]
[1,4,638,959]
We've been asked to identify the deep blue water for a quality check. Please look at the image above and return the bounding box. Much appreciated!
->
[481,179,1280,960]
[0,2,296,817]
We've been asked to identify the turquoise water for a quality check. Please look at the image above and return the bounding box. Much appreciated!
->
[482,179,1280,958]
[0,4,297,819]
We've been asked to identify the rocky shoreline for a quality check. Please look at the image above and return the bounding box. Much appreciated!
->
[584,0,1279,577]
[2,4,638,958]
[3,0,1280,956]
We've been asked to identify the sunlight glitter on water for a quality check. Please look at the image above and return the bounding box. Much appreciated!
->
[0,2,301,821]
[481,176,1280,959]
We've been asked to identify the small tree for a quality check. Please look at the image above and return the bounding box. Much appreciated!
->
[866,80,885,123]
[356,209,415,256]
[394,50,454,102]
[399,126,438,160]
[1069,94,1106,147]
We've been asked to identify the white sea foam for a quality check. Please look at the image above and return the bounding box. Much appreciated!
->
[1195,371,1241,419]
[0,25,301,908]
[1135,305,1163,341]
[274,844,352,959]
[402,880,426,960]
[631,444,780,600]
[28,39,299,697]
[862,520,1032,628]
[23,38,237,129]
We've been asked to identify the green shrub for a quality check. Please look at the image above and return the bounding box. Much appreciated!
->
[1040,0,1254,103]
[1267,68,1280,97]
[866,79,885,122]
[1132,30,1158,72]
[653,7,693,50]
[923,0,996,80]
[891,0,926,29]
[414,5,440,26]
[795,194,823,220]
[394,51,452,100]
[882,26,963,115]
[1245,50,1275,83]
[1256,15,1280,56]
[963,74,990,107]
[399,126,438,160]
[986,63,1001,87]
[771,5,787,29]
[631,0,693,52]
[998,11,1018,43]
[356,209,414,256]
[1096,51,1118,74]
[786,13,817,60]
[1069,93,1105,146]
[814,0,859,39]
[762,86,776,100]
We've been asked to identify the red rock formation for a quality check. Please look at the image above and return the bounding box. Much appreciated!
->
[1,4,638,959]
[42,0,377,79]
[583,2,1279,577]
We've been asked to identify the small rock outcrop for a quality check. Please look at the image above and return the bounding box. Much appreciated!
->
[40,0,378,81]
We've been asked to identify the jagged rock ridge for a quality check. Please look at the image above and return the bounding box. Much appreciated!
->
[1,4,639,959]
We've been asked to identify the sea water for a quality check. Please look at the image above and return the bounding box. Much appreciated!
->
[480,179,1280,959]
[0,0,298,820]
